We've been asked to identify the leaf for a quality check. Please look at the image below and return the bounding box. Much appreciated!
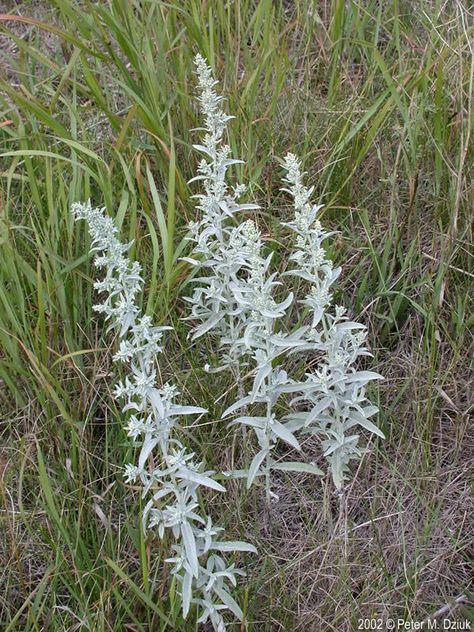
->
[271,420,301,450]
[306,397,333,425]
[180,256,200,265]
[331,452,344,490]
[187,174,208,184]
[228,416,266,430]
[346,371,383,384]
[138,434,159,470]
[337,321,367,331]
[148,388,164,417]
[192,143,214,157]
[222,469,264,479]
[274,291,294,313]
[277,381,322,394]
[251,363,272,401]
[211,541,257,553]
[362,405,379,418]
[222,396,254,417]
[182,570,192,618]
[247,449,268,488]
[178,469,226,492]
[213,586,244,620]
[232,203,260,212]
[170,405,207,416]
[191,313,223,339]
[346,411,385,439]
[323,440,342,457]
[181,521,199,578]
[270,461,323,475]
[324,434,359,457]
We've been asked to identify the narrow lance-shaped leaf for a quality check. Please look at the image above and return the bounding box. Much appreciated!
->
[247,448,268,489]
[181,521,199,579]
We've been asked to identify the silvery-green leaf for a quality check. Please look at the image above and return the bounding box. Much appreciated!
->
[180,256,200,265]
[148,388,164,417]
[211,541,257,553]
[181,521,199,578]
[247,448,268,488]
[336,321,367,331]
[250,363,272,401]
[222,396,254,417]
[273,382,310,394]
[311,307,324,327]
[232,203,260,211]
[331,266,342,282]
[270,461,323,475]
[346,371,383,384]
[271,420,301,450]
[204,363,230,374]
[285,269,317,282]
[345,411,385,439]
[192,313,224,339]
[281,416,307,432]
[276,291,294,313]
[228,416,266,430]
[322,440,340,457]
[178,469,226,492]
[182,570,192,618]
[269,333,305,348]
[331,452,344,490]
[122,401,142,412]
[192,144,214,157]
[222,159,245,167]
[142,498,154,533]
[362,405,379,418]
[138,434,159,470]
[170,405,207,416]
[187,174,208,184]
[213,585,243,620]
[218,200,234,217]
[222,468,263,479]
[306,397,334,425]
[288,341,326,354]
[324,434,359,456]
[150,488,173,502]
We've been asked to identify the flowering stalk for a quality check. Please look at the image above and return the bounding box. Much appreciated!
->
[281,154,384,490]
[72,201,255,630]
[185,55,259,394]
[187,58,323,501]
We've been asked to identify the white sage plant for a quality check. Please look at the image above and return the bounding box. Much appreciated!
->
[280,154,385,490]
[186,56,324,502]
[72,201,256,630]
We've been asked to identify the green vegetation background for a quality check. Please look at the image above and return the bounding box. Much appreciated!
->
[0,1,472,630]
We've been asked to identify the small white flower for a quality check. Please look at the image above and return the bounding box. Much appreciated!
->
[123,464,142,483]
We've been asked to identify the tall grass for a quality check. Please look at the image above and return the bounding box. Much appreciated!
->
[1,1,472,629]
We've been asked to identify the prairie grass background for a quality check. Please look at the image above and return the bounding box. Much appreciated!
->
[0,1,473,630]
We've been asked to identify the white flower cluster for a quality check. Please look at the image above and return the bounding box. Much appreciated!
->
[72,201,256,630]
[187,57,384,496]
[281,153,340,326]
